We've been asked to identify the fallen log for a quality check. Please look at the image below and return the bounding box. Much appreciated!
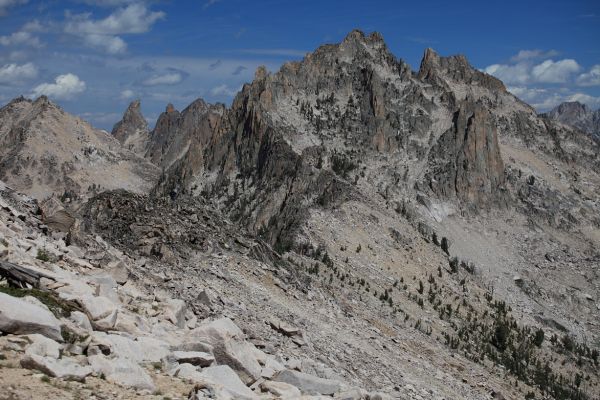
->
[0,260,56,288]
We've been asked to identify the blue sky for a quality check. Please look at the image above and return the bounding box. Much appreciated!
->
[0,0,599,130]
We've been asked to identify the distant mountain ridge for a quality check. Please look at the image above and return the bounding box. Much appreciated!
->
[543,101,600,140]
[0,95,159,201]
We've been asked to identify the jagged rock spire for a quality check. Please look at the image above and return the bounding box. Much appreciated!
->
[111,99,150,155]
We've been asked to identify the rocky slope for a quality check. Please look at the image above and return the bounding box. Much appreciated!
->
[0,96,159,202]
[544,101,600,141]
[1,29,599,400]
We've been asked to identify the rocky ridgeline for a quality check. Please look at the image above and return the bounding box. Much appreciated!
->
[543,101,600,141]
[0,182,389,399]
[0,96,159,202]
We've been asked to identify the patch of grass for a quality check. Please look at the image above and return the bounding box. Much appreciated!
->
[36,248,50,262]
[151,362,162,370]
[0,286,76,318]
[61,326,89,344]
[0,238,8,247]
[41,375,51,383]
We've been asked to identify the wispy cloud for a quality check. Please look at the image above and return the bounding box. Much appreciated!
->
[232,65,247,75]
[203,0,221,9]
[576,65,600,87]
[405,36,437,45]
[209,60,222,70]
[0,0,27,16]
[210,84,238,97]
[0,62,38,84]
[0,20,45,48]
[141,68,188,86]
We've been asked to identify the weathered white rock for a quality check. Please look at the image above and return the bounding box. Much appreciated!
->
[273,369,341,395]
[115,312,150,335]
[0,293,63,341]
[163,298,186,328]
[93,309,118,331]
[334,388,368,400]
[87,332,171,364]
[173,350,214,367]
[191,317,244,343]
[261,380,302,398]
[106,260,130,285]
[25,334,61,359]
[171,363,202,381]
[136,336,171,363]
[78,295,117,321]
[21,354,92,382]
[88,354,155,391]
[261,356,286,379]
[189,317,261,383]
[216,338,263,384]
[198,365,258,400]
[269,317,301,336]
[69,311,93,332]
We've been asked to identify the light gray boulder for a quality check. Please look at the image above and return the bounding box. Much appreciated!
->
[21,354,92,382]
[163,298,186,328]
[69,311,93,331]
[197,365,258,400]
[260,380,302,398]
[190,317,261,384]
[273,369,341,395]
[0,293,63,341]
[88,354,155,391]
[25,334,61,359]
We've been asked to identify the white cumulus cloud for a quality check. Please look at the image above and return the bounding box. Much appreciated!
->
[142,72,183,86]
[65,3,164,55]
[484,63,530,85]
[485,50,581,85]
[576,65,600,87]
[31,73,86,100]
[83,33,127,54]
[531,59,580,83]
[0,62,38,84]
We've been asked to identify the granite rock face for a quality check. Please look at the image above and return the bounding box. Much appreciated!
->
[111,99,150,156]
[424,101,506,207]
[544,101,600,140]
[0,96,159,202]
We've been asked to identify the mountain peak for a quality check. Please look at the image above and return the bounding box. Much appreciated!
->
[418,48,505,93]
[546,101,599,139]
[111,99,149,155]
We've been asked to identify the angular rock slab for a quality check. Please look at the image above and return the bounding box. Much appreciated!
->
[197,365,258,400]
[0,293,63,341]
[273,369,341,395]
[88,354,155,392]
[25,334,62,359]
[21,354,92,382]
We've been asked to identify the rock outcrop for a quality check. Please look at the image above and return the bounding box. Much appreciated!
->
[111,99,150,155]
[0,96,159,201]
[424,101,506,207]
[544,101,600,140]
